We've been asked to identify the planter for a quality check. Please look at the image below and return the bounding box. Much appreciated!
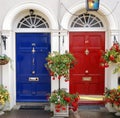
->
[0,104,4,116]
[114,105,120,116]
[0,59,9,65]
[53,104,69,117]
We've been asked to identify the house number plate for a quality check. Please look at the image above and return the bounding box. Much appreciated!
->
[82,77,92,81]
[29,77,39,81]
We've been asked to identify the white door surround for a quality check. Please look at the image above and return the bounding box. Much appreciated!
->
[1,2,58,109]
[1,1,119,109]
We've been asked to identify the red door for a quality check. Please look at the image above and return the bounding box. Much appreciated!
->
[70,32,105,95]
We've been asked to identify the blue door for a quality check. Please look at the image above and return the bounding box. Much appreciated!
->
[16,33,51,102]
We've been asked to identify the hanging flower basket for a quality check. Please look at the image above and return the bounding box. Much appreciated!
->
[0,54,10,65]
[99,42,120,73]
[0,59,9,65]
[45,51,76,81]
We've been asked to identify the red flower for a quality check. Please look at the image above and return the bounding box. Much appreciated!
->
[64,97,71,103]
[109,55,115,61]
[72,107,77,111]
[52,77,55,80]
[71,101,78,108]
[104,88,120,107]
[111,43,119,51]
[65,79,69,82]
[74,97,79,102]
[45,51,76,81]
[99,42,120,73]
[55,108,60,112]
[55,104,61,108]
[58,76,61,79]
[62,106,66,111]
[50,71,54,76]
[48,89,79,112]
[104,63,109,68]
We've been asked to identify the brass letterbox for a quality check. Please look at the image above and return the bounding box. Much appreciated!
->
[82,77,92,81]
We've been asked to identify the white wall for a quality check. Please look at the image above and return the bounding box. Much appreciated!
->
[0,0,120,109]
[0,0,119,29]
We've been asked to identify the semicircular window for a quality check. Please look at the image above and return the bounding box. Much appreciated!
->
[71,13,103,28]
[17,15,49,28]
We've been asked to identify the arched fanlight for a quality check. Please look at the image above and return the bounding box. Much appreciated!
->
[86,0,100,11]
[17,9,49,28]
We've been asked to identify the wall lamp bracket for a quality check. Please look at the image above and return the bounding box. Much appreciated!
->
[1,35,7,50]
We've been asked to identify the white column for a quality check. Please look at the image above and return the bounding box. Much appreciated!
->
[105,30,120,89]
[51,32,59,52]
[59,31,69,92]
[51,31,69,92]
[59,31,69,54]
[106,64,118,89]
[51,32,59,91]
[1,30,15,110]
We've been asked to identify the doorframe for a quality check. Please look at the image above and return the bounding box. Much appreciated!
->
[69,31,105,95]
[60,2,119,94]
[15,32,51,102]
[1,2,58,109]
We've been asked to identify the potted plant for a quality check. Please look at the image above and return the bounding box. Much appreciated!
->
[100,41,120,73]
[0,54,11,65]
[45,51,78,117]
[48,88,79,117]
[0,85,9,115]
[45,51,76,81]
[104,88,120,116]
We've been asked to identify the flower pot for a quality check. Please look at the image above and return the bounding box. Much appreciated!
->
[114,105,120,116]
[0,59,9,65]
[53,104,69,117]
[0,104,4,116]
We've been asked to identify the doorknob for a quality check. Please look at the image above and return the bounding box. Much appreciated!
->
[32,70,35,74]
[32,47,36,54]
[85,49,89,55]
[85,70,89,74]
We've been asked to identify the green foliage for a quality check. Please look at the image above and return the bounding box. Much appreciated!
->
[45,51,76,81]
[100,42,120,73]
[104,88,120,107]
[0,85,9,105]
[0,54,13,70]
[0,54,10,61]
[48,88,80,112]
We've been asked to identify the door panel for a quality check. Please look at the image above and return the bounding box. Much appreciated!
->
[70,32,105,95]
[16,33,51,102]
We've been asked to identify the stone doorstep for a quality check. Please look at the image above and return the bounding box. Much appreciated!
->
[79,95,104,106]
[0,111,4,116]
[50,109,81,118]
[80,95,104,101]
[13,102,50,110]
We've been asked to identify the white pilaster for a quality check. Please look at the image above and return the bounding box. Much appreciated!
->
[105,30,120,89]
[1,30,15,110]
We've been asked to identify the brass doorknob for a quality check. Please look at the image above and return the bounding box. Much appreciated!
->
[85,70,89,73]
[85,49,89,55]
